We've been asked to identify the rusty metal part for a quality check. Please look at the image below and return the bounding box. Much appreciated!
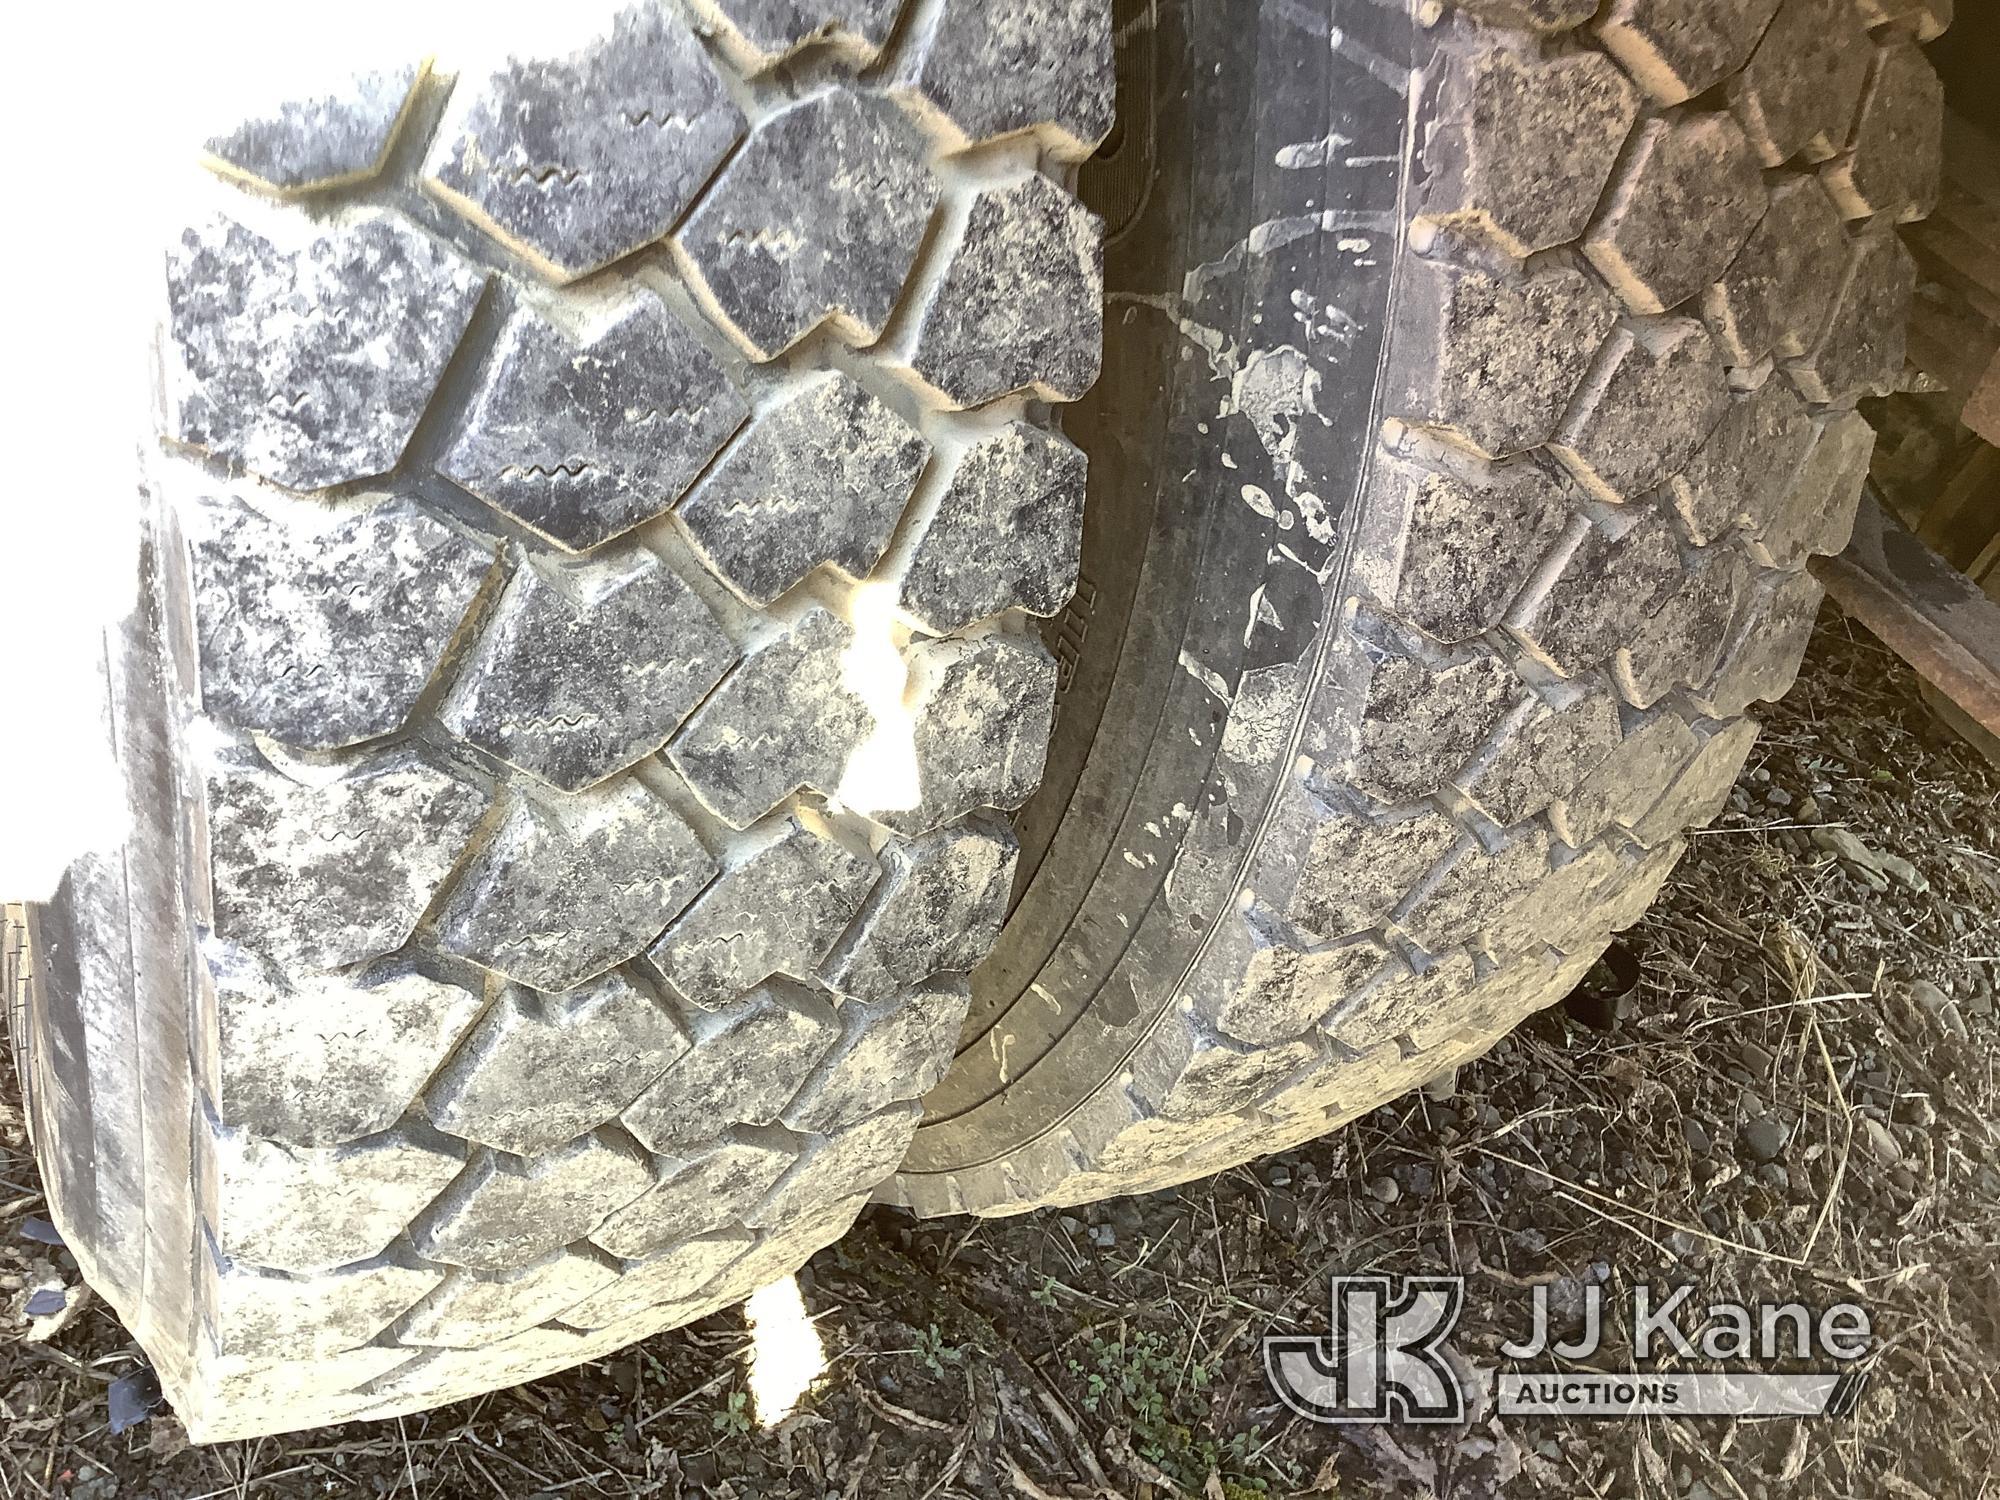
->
[1813,486,2000,736]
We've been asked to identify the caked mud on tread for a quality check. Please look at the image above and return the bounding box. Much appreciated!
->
[889,0,1937,1217]
[20,0,1110,1439]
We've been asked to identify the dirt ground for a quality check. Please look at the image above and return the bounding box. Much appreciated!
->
[4,609,1997,1500]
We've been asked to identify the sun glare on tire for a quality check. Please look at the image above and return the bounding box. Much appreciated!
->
[835,579,922,817]
[743,1274,828,1429]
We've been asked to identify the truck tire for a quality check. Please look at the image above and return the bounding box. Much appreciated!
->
[14,1,1110,1439]
[891,0,1940,1216]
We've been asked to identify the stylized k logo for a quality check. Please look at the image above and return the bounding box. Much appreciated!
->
[1265,1276,1466,1424]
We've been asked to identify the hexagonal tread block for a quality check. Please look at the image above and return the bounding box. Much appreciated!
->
[412,1133,655,1271]
[1390,261,1619,459]
[399,1249,619,1348]
[688,1191,871,1309]
[1667,376,1816,545]
[1507,511,1689,678]
[437,779,716,992]
[1547,709,1701,849]
[592,1135,797,1256]
[910,174,1104,409]
[1418,49,1639,258]
[353,1322,627,1413]
[1446,0,1601,28]
[667,606,871,828]
[1592,0,1782,105]
[897,423,1087,635]
[186,493,495,751]
[558,1231,754,1330]
[892,0,1113,161]
[207,1255,441,1360]
[783,978,972,1132]
[1314,951,1479,1061]
[624,988,844,1152]
[206,742,487,975]
[193,1347,413,1433]
[1700,176,1851,367]
[440,293,748,553]
[746,1105,920,1227]
[164,212,486,493]
[1685,569,1824,720]
[1123,1025,1317,1126]
[216,1127,464,1275]
[424,972,688,1156]
[439,550,737,792]
[1821,43,1942,223]
[1400,826,1553,955]
[1454,684,1623,829]
[1482,840,1661,961]
[1550,317,1729,504]
[676,88,939,360]
[677,372,929,606]
[1788,228,1916,404]
[820,817,1016,1001]
[647,812,877,1008]
[422,4,744,281]
[1726,0,1874,167]
[688,0,905,72]
[210,941,484,1148]
[1583,115,1769,316]
[1288,806,1463,942]
[1627,719,1761,847]
[1614,548,1748,709]
[877,634,1058,835]
[204,62,427,194]
[1337,651,1521,807]
[1183,911,1388,1050]
[1747,408,1874,569]
[1368,457,1572,645]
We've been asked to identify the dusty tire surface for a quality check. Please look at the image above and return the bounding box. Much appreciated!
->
[893,0,1937,1216]
[17,0,1109,1439]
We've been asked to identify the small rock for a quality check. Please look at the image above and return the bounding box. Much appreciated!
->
[1908,980,1971,1041]
[1810,826,1895,892]
[1367,1177,1401,1204]
[1057,1215,1083,1235]
[1765,787,1792,807]
[1736,1040,1776,1076]
[1862,1117,1902,1166]
[1877,851,1927,892]
[1682,1118,1713,1157]
[1898,1096,1937,1129]
[1267,1165,1292,1187]
[1423,1068,1460,1102]
[1796,793,1820,821]
[1739,1116,1788,1164]
[1088,1224,1117,1249]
